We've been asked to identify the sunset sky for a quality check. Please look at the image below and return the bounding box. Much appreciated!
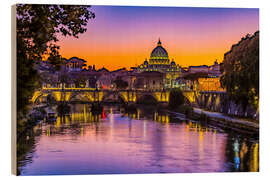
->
[57,6,259,70]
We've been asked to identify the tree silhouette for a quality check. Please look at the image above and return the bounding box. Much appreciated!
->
[220,31,259,110]
[168,88,185,109]
[113,78,128,89]
[16,4,95,118]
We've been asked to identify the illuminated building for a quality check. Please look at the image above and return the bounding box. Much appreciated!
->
[136,39,181,88]
[197,77,225,92]
[179,60,223,91]
[65,57,87,72]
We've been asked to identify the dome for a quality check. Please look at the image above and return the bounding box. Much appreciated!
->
[150,39,168,59]
[171,59,176,65]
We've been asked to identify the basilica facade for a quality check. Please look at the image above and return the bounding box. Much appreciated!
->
[136,39,181,89]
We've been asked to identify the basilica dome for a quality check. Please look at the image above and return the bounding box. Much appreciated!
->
[149,39,169,64]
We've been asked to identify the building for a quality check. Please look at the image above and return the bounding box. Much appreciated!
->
[208,60,222,77]
[197,77,225,92]
[136,39,181,88]
[134,71,164,90]
[186,60,222,77]
[188,65,209,74]
[175,77,193,90]
[65,57,87,72]
[179,60,223,91]
[110,68,128,80]
[110,68,136,89]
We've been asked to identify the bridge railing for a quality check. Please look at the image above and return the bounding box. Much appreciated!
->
[199,90,226,94]
[41,87,170,92]
[41,86,226,94]
[42,87,97,91]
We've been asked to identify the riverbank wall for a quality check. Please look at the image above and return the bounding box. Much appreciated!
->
[191,108,259,137]
[196,93,259,120]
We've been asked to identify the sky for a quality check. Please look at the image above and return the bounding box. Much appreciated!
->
[57,6,259,71]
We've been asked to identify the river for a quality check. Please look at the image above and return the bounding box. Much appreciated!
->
[17,104,259,175]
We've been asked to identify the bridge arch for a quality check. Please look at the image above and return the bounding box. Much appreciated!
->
[31,91,51,104]
[182,91,197,105]
[136,93,158,104]
[101,91,127,104]
[31,91,43,103]
[183,96,192,106]
[69,92,92,102]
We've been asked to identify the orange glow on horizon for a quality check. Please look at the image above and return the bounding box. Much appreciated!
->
[58,34,250,70]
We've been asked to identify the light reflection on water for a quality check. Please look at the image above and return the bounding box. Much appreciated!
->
[19,104,259,175]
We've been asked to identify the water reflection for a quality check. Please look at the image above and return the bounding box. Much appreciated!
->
[18,104,259,175]
[17,124,42,175]
[233,139,240,170]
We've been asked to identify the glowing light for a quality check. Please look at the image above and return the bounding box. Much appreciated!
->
[183,91,196,104]
[197,77,225,92]
[81,127,84,136]
[84,105,87,122]
[198,127,204,161]
[240,141,248,171]
[137,110,140,120]
[56,117,61,128]
[120,92,128,102]
[165,115,169,123]
[98,92,104,101]
[65,92,72,101]
[199,131,203,141]
[186,124,190,132]
[43,87,96,91]
[154,112,157,121]
[46,125,51,136]
[52,92,62,102]
[250,143,259,172]
[154,92,161,102]
[31,91,42,103]
[102,108,106,119]
[234,152,240,170]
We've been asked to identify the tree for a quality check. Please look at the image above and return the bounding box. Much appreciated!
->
[58,70,70,87]
[168,88,185,109]
[113,78,128,89]
[73,72,88,88]
[16,4,95,117]
[220,31,259,110]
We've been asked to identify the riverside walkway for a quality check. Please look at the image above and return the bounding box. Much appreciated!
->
[193,108,259,129]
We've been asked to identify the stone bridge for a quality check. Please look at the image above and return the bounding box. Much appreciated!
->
[31,87,225,107]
